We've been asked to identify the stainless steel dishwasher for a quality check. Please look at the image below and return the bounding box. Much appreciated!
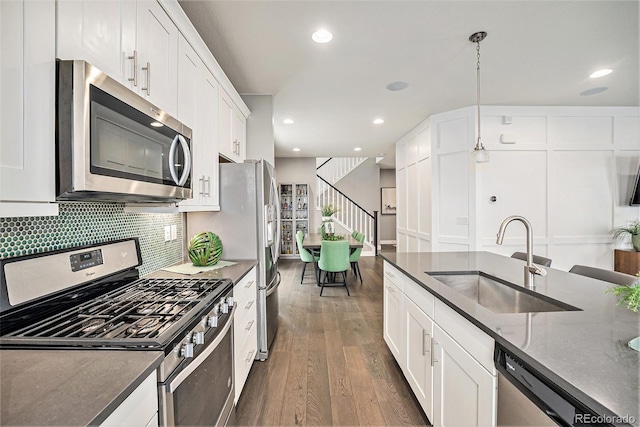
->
[495,343,603,427]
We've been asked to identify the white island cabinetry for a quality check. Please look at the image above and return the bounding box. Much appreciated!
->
[383,261,497,427]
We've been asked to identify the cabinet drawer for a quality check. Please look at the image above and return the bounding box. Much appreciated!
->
[404,277,435,319]
[100,371,157,426]
[234,295,257,350]
[434,299,495,374]
[234,312,257,403]
[383,261,404,292]
[234,267,257,303]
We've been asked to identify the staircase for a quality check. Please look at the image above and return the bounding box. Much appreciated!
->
[316,158,378,255]
[316,157,367,185]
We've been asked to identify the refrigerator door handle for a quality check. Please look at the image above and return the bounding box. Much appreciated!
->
[271,176,281,263]
[266,271,281,297]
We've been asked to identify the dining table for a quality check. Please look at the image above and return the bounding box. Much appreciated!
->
[301,233,363,252]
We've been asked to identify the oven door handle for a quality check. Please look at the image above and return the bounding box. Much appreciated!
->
[167,302,236,393]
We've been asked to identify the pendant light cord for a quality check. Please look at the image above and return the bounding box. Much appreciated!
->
[476,40,482,149]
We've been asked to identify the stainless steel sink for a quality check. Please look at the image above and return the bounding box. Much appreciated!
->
[427,271,580,314]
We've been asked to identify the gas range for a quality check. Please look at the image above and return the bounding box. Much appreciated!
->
[0,238,238,426]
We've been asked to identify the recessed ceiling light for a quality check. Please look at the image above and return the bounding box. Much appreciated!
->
[589,69,613,78]
[386,81,409,91]
[293,147,301,152]
[354,147,362,152]
[150,121,164,127]
[580,87,608,96]
[283,118,294,124]
[373,118,384,125]
[312,29,333,43]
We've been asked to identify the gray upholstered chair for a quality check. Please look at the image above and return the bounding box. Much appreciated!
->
[511,252,552,267]
[568,265,638,286]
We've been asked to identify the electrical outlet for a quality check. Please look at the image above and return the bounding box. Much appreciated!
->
[456,217,469,225]
[164,226,171,242]
[170,224,177,241]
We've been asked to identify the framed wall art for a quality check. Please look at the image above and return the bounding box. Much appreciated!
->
[381,187,396,215]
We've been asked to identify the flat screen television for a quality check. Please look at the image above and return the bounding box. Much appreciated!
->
[630,164,640,206]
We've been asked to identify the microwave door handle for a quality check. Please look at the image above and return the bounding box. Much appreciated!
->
[168,135,192,187]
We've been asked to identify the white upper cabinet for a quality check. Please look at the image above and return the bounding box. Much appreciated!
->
[1,0,58,217]
[57,0,178,116]
[219,87,246,163]
[178,34,220,211]
[56,0,136,90]
[136,0,178,116]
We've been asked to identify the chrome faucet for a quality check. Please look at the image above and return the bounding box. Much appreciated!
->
[496,215,547,289]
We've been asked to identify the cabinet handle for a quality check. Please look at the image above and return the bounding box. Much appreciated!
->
[245,320,255,331]
[385,272,395,279]
[432,339,438,365]
[246,349,255,363]
[141,62,151,95]
[244,280,254,289]
[199,176,205,196]
[127,50,138,86]
[385,285,394,292]
[204,176,211,197]
[245,300,254,310]
[422,331,430,356]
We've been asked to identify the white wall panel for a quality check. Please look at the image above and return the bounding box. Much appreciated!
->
[438,118,468,151]
[407,136,418,166]
[550,243,614,271]
[407,234,418,252]
[418,159,432,235]
[548,117,613,146]
[396,140,407,170]
[482,116,547,146]
[438,152,469,238]
[397,231,407,253]
[550,151,612,238]
[418,237,432,252]
[481,243,549,259]
[477,151,547,239]
[407,163,418,232]
[439,242,470,252]
[417,127,431,161]
[614,116,640,148]
[397,167,407,229]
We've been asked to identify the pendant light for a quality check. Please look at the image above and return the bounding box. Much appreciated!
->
[469,31,489,163]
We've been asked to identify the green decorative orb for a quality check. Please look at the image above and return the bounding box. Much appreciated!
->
[188,232,223,266]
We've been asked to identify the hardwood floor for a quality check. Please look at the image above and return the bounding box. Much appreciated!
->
[235,256,430,426]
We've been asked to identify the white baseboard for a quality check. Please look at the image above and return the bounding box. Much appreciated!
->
[380,240,397,245]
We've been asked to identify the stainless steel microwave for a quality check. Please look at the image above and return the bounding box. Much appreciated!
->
[56,60,192,203]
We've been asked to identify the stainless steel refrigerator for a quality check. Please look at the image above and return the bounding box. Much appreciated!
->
[193,160,280,360]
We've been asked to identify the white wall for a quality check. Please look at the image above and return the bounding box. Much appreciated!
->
[396,105,640,271]
[242,95,274,166]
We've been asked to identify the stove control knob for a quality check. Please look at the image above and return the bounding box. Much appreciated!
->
[193,331,205,345]
[208,305,219,327]
[220,297,229,314]
[226,296,234,306]
[181,343,194,358]
[200,315,208,327]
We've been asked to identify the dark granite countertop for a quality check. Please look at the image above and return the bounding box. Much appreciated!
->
[0,349,162,426]
[380,251,640,426]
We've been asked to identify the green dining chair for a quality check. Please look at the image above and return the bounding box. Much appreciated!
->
[296,231,319,284]
[350,232,365,283]
[317,240,351,296]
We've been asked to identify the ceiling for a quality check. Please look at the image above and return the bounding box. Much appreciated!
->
[178,1,639,168]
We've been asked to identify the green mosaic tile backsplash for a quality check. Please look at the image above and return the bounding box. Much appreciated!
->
[0,202,183,276]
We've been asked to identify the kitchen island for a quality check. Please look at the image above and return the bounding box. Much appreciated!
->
[380,251,639,426]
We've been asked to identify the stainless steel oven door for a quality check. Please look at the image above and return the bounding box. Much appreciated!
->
[159,303,236,427]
